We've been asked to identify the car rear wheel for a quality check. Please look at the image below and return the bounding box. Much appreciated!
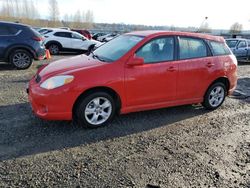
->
[48,44,60,55]
[75,92,116,128]
[10,49,33,69]
[202,82,226,110]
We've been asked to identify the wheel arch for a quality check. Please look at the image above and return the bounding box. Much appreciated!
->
[72,86,122,116]
[45,40,63,49]
[5,45,36,61]
[205,77,230,97]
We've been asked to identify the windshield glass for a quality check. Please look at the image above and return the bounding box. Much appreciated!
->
[93,35,144,62]
[226,40,238,48]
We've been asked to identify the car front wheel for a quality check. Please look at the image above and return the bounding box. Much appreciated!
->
[202,82,226,110]
[75,92,116,128]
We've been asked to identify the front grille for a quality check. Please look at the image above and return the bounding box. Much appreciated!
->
[35,74,41,83]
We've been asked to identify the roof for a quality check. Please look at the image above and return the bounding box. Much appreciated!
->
[0,21,30,28]
[226,38,250,41]
[127,30,225,42]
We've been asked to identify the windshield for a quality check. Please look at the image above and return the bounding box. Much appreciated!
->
[226,40,238,48]
[93,35,144,62]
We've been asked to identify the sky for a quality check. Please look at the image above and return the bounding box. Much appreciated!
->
[36,0,250,30]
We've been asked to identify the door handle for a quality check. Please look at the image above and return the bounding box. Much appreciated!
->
[166,66,176,72]
[206,62,215,68]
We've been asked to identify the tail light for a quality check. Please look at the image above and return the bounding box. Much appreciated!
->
[32,36,44,41]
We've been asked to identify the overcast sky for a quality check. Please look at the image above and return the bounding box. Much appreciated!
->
[37,0,250,30]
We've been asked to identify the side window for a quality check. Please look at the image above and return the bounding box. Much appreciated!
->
[178,37,207,60]
[54,32,72,38]
[0,25,19,36]
[210,41,231,56]
[72,32,83,40]
[238,41,247,48]
[136,37,174,63]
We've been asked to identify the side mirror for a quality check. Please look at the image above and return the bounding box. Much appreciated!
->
[127,55,144,66]
[82,37,86,41]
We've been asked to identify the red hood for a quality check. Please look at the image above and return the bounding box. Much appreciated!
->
[39,54,101,77]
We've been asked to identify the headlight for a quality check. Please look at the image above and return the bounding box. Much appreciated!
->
[40,75,74,90]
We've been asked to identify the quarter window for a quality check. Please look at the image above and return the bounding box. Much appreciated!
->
[178,37,207,60]
[210,41,231,56]
[136,37,174,63]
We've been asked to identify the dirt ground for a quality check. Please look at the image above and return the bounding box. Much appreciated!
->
[0,55,249,188]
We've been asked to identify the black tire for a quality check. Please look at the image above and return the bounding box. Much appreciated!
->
[48,43,60,55]
[9,49,33,70]
[74,92,116,128]
[86,45,95,55]
[202,82,226,110]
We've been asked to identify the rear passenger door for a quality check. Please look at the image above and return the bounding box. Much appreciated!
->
[71,32,86,50]
[176,36,214,101]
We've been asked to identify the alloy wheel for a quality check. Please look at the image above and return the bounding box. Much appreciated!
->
[84,97,112,126]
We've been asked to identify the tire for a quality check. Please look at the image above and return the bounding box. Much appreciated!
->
[75,92,116,128]
[48,43,60,55]
[202,82,226,110]
[86,45,95,55]
[9,49,33,70]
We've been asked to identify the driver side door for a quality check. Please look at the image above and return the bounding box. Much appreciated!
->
[125,36,178,108]
[71,32,86,50]
[234,40,248,58]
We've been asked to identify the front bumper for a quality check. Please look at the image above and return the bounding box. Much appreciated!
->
[27,77,77,121]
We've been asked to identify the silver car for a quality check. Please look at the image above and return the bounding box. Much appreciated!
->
[226,38,250,62]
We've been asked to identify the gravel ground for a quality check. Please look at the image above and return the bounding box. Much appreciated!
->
[0,55,249,188]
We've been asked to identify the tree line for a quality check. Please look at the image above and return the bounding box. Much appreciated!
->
[0,0,246,33]
[0,0,94,29]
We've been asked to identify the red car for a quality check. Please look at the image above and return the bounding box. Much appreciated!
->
[28,31,237,128]
[71,29,92,40]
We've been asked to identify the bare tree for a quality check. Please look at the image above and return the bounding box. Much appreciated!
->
[48,0,60,26]
[72,10,82,28]
[198,22,211,33]
[84,10,94,29]
[229,22,243,34]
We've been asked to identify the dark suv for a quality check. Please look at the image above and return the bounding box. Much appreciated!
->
[0,21,46,69]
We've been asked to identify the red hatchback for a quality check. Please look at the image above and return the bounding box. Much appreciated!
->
[28,31,237,128]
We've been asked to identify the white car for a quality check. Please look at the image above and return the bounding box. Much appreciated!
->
[97,33,118,42]
[43,29,101,55]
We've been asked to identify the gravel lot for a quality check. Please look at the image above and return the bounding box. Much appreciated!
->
[0,55,249,187]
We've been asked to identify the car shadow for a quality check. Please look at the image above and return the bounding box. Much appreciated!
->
[0,62,14,71]
[238,61,250,66]
[230,77,250,103]
[0,102,208,161]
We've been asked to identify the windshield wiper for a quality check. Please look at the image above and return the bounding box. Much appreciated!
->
[91,52,107,62]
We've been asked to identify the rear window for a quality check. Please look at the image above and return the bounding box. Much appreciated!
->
[30,27,43,37]
[210,41,231,56]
